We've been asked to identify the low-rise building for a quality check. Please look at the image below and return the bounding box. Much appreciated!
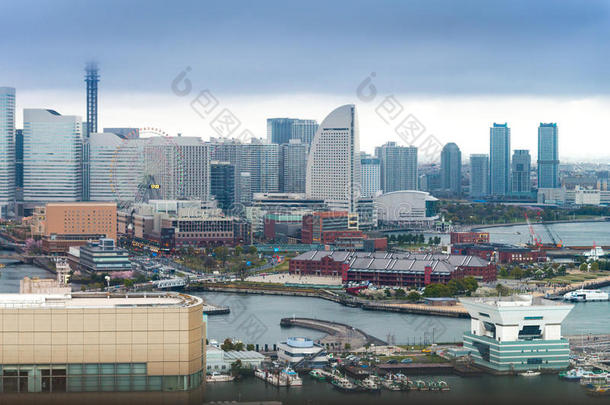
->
[450,231,490,245]
[277,337,328,368]
[289,250,496,287]
[460,295,573,373]
[205,346,265,374]
[71,238,132,274]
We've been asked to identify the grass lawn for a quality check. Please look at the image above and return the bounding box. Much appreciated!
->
[543,271,608,284]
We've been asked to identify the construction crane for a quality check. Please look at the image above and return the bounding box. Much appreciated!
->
[524,213,542,247]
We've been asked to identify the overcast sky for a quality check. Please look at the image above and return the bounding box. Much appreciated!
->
[2,0,610,161]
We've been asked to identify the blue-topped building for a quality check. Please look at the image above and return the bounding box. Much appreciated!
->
[460,295,573,373]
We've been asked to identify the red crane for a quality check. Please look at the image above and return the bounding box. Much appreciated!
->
[524,213,542,247]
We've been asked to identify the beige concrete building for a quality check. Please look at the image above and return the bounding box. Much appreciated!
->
[0,292,205,393]
[45,202,117,241]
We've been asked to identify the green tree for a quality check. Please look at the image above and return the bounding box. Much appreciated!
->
[395,288,406,299]
[230,359,242,377]
[579,263,589,272]
[123,279,134,289]
[246,344,255,351]
[234,245,243,256]
[384,288,392,298]
[234,342,245,351]
[496,283,511,296]
[214,246,229,265]
[248,245,257,255]
[221,338,234,351]
[590,261,600,272]
[423,283,452,297]
[406,291,421,302]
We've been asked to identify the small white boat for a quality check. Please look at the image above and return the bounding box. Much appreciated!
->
[520,370,541,377]
[563,289,609,302]
[206,372,235,382]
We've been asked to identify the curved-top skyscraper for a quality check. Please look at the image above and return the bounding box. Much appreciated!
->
[306,104,360,212]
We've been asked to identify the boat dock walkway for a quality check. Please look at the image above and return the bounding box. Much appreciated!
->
[280,317,386,350]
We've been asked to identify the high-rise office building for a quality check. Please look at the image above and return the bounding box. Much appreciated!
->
[0,87,15,217]
[470,154,489,198]
[23,109,82,202]
[538,123,559,189]
[15,129,23,201]
[375,142,418,193]
[511,149,531,196]
[84,62,99,137]
[267,118,318,145]
[237,172,252,205]
[280,139,307,193]
[267,118,296,145]
[291,119,319,146]
[89,132,143,203]
[306,104,360,212]
[103,127,140,139]
[237,139,279,196]
[144,137,210,201]
[489,123,511,196]
[211,161,235,210]
[360,155,381,198]
[440,142,462,195]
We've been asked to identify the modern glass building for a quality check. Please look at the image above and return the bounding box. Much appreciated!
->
[23,109,82,203]
[470,154,489,198]
[210,161,235,211]
[375,142,418,193]
[291,119,319,146]
[267,118,318,145]
[360,155,381,198]
[306,104,361,212]
[511,150,531,196]
[237,139,279,196]
[537,123,559,189]
[280,139,307,193]
[489,123,511,196]
[0,87,15,217]
[440,142,462,195]
[461,295,573,373]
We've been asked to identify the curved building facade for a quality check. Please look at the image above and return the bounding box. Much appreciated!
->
[374,190,438,225]
[306,105,360,212]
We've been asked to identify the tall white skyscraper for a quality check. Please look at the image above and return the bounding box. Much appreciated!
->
[89,132,143,203]
[538,123,559,189]
[470,154,489,198]
[306,104,360,212]
[23,109,82,202]
[0,87,16,217]
[144,137,210,201]
[360,155,381,197]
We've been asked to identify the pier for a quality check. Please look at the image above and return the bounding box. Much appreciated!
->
[280,317,386,350]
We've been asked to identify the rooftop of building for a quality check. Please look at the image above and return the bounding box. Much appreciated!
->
[292,250,491,272]
[0,292,202,309]
[460,294,569,308]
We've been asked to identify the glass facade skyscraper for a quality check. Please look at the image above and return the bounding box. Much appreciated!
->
[375,142,418,193]
[470,154,489,198]
[23,109,82,202]
[537,123,559,189]
[0,87,15,217]
[489,123,511,196]
[440,142,462,195]
[267,118,318,145]
[211,161,235,211]
[511,149,531,196]
[280,139,307,193]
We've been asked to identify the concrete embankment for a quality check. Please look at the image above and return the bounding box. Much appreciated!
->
[187,283,469,318]
[280,317,387,349]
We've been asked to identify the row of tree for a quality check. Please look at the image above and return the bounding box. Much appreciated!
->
[388,233,440,245]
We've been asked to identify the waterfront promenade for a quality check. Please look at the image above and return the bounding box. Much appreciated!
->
[280,317,387,349]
